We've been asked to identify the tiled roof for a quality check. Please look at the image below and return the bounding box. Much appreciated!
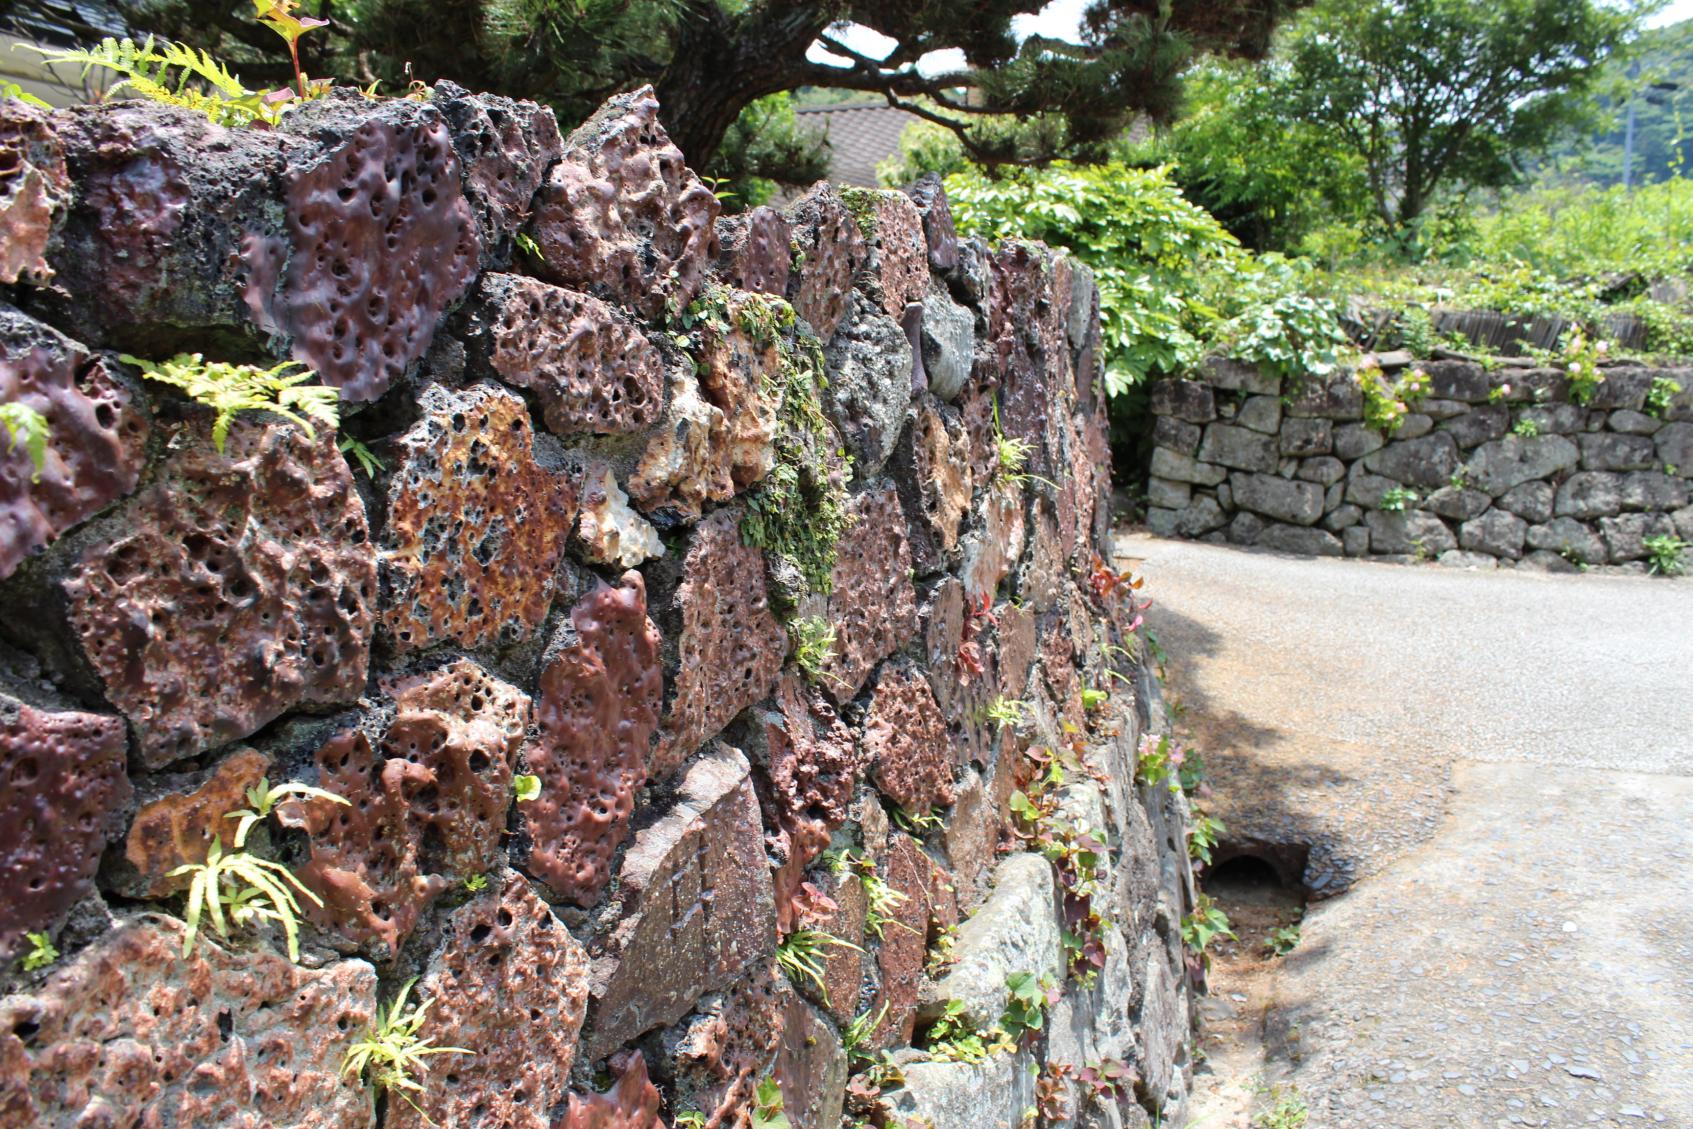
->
[796,102,921,187]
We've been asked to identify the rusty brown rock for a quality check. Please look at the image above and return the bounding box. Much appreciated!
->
[587,745,776,1058]
[890,397,972,576]
[983,243,1070,480]
[286,659,530,959]
[0,100,68,285]
[717,205,792,296]
[387,874,591,1129]
[815,486,919,703]
[1039,611,1086,728]
[531,87,720,322]
[864,664,955,812]
[521,572,664,907]
[251,94,481,403]
[628,367,733,520]
[961,484,1028,602]
[0,306,149,581]
[785,183,866,341]
[118,747,270,898]
[575,462,664,569]
[430,82,565,257]
[654,509,785,781]
[803,868,868,1025]
[660,964,785,1129]
[0,915,376,1128]
[380,383,576,653]
[0,696,129,960]
[748,673,865,933]
[62,419,374,768]
[693,289,784,492]
[559,1053,666,1129]
[843,188,928,319]
[940,768,997,914]
[869,832,938,1047]
[776,985,848,1129]
[902,173,959,273]
[468,272,664,435]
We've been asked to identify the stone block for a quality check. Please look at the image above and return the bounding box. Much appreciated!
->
[1229,472,1324,526]
[777,989,848,1129]
[0,100,67,286]
[1608,409,1663,435]
[921,289,976,402]
[1423,360,1490,402]
[588,745,775,1058]
[1202,355,1280,395]
[1437,550,1497,570]
[903,173,960,272]
[430,82,563,261]
[381,383,576,653]
[1285,372,1363,419]
[892,400,973,575]
[1343,525,1370,556]
[1227,511,1266,544]
[1137,949,1189,1111]
[1145,507,1179,537]
[716,204,792,296]
[786,183,867,341]
[919,853,1061,1030]
[1580,432,1658,472]
[817,486,921,702]
[1362,432,1459,489]
[1280,417,1333,456]
[1146,476,1191,510]
[1169,495,1229,537]
[1150,379,1215,424]
[114,747,268,899]
[1598,512,1678,563]
[1364,510,1456,556]
[1518,403,1587,434]
[939,769,998,914]
[574,463,664,569]
[1298,456,1346,486]
[1152,416,1201,456]
[1422,486,1490,522]
[558,1054,665,1129]
[1496,481,1555,524]
[1148,447,1227,486]
[1526,518,1606,566]
[521,573,664,907]
[1333,421,1386,460]
[865,663,955,811]
[1255,523,1343,557]
[1395,412,1434,439]
[1237,395,1282,434]
[871,832,946,1047]
[1344,473,1401,510]
[875,1051,1039,1129]
[530,88,718,322]
[844,187,928,318]
[1555,472,1624,520]
[388,876,590,1129]
[1459,509,1527,559]
[824,292,915,476]
[1467,434,1580,495]
[1586,367,1652,411]
[653,963,786,1127]
[1620,471,1688,512]
[1418,397,1468,421]
[1438,404,1509,448]
[62,419,374,768]
[1659,422,1693,470]
[1322,503,1363,531]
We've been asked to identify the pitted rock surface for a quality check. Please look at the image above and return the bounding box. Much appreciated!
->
[0,307,149,581]
[628,367,735,519]
[531,88,720,321]
[718,205,793,296]
[777,987,849,1129]
[891,398,972,575]
[844,188,929,318]
[257,95,481,402]
[902,173,960,273]
[560,1053,666,1129]
[118,747,270,898]
[287,659,530,958]
[864,663,955,811]
[654,509,785,781]
[575,462,664,569]
[588,745,776,1058]
[62,420,374,768]
[694,289,785,491]
[748,673,864,932]
[522,572,664,906]
[660,964,786,1129]
[0,100,68,285]
[380,383,575,652]
[430,82,565,255]
[961,484,1028,600]
[387,874,591,1129]
[468,273,664,435]
[816,486,919,703]
[870,831,941,1046]
[0,698,129,959]
[0,916,377,1128]
[786,184,866,341]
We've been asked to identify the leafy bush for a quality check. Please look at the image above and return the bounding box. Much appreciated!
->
[1470,178,1693,280]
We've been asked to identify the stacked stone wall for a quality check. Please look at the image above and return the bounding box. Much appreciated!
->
[1148,356,1693,569]
[0,82,1198,1129]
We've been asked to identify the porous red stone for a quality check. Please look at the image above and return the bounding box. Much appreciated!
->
[815,486,919,703]
[530,87,720,322]
[694,289,785,491]
[940,768,997,914]
[661,965,787,1129]
[0,100,68,285]
[749,673,865,932]
[61,419,374,768]
[521,572,664,906]
[901,173,959,273]
[785,183,866,341]
[0,697,129,960]
[469,272,664,435]
[654,509,785,781]
[255,95,481,402]
[961,483,1028,601]
[804,868,868,1024]
[775,985,848,1129]
[718,205,793,296]
[890,397,972,576]
[386,874,591,1129]
[864,664,955,812]
[286,659,531,959]
[628,368,735,519]
[380,383,576,653]
[0,916,376,1128]
[843,188,928,319]
[983,243,1069,479]
[559,1053,666,1129]
[587,745,776,1058]
[869,833,939,1046]
[1039,611,1086,727]
[430,82,565,256]
[118,747,270,898]
[0,307,149,581]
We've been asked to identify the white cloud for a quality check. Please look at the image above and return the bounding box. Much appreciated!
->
[808,0,1089,78]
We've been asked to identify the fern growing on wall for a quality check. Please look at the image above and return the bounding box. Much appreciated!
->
[27,36,280,127]
[122,353,340,453]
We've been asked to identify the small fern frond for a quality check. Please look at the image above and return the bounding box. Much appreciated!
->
[26,37,274,127]
[122,353,341,454]
[0,402,51,482]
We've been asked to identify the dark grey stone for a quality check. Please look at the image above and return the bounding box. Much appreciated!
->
[1365,510,1456,556]
[1460,509,1527,559]
[1216,481,1232,509]
[1526,517,1606,566]
[1152,415,1201,456]
[1323,503,1364,531]
[1674,504,1693,540]
[1438,405,1510,448]
[1437,550,1498,570]
[1145,507,1179,537]
[1202,355,1281,395]
[1343,525,1371,557]
[1554,472,1624,520]
[1198,423,1278,473]
[1520,549,1584,574]
[1424,360,1491,402]
[1334,422,1387,460]
[1150,379,1216,423]
[1278,457,1300,478]
[1256,523,1344,557]
[1657,422,1693,471]
[1419,398,1468,421]
[1587,367,1652,411]
[1363,432,1460,489]
[1496,481,1555,524]
[1619,471,1688,512]
[1286,373,1363,420]
[1598,512,1678,563]
[1324,480,1344,512]
[1237,395,1283,434]
[1579,432,1658,472]
[1281,417,1334,456]
[1230,472,1325,526]
[1423,486,1491,522]
[1227,511,1266,544]
[1607,409,1662,436]
[1467,435,1581,495]
[919,289,976,402]
[1517,403,1587,434]
[1170,495,1228,537]
[1146,477,1191,511]
[1395,413,1435,439]
[1298,456,1346,486]
[1345,473,1403,510]
[1149,447,1227,486]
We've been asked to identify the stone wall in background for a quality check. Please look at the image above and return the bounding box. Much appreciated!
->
[0,83,1199,1129]
[1147,356,1693,570]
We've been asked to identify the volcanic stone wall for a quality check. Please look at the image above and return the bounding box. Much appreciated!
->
[0,83,1199,1129]
[1148,356,1693,568]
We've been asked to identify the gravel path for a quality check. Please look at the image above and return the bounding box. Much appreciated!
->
[1113,533,1693,1129]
